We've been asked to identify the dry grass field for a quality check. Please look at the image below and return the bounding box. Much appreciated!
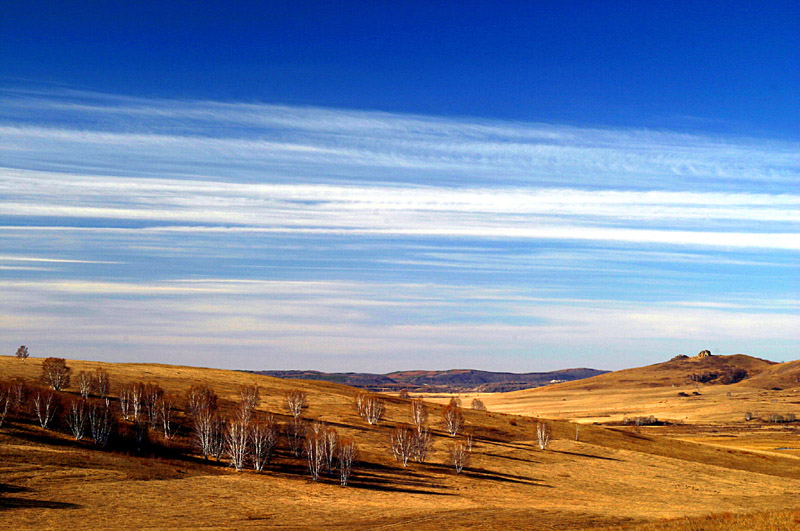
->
[2,354,800,530]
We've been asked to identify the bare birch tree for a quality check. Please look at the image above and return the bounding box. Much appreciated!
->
[471,398,486,411]
[193,409,215,460]
[11,378,27,411]
[364,394,385,425]
[450,440,469,473]
[323,426,338,474]
[118,385,132,421]
[536,421,551,450]
[338,437,357,486]
[239,383,260,422]
[16,345,29,362]
[442,401,464,437]
[413,424,432,463]
[250,413,278,471]
[130,383,145,423]
[209,416,226,461]
[186,384,218,416]
[226,417,249,471]
[464,431,474,453]
[391,425,415,467]
[65,398,88,440]
[143,383,164,429]
[77,371,93,399]
[156,395,177,439]
[286,389,307,419]
[88,401,114,447]
[0,382,10,427]
[93,369,110,399]
[355,391,368,418]
[286,417,305,456]
[32,388,59,429]
[304,427,326,481]
[41,357,71,391]
[411,399,428,430]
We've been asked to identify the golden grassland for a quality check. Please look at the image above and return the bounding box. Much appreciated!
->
[2,355,800,530]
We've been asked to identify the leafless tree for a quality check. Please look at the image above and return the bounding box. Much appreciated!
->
[186,384,218,417]
[130,383,145,422]
[398,389,410,399]
[193,409,218,460]
[411,399,428,430]
[209,416,226,461]
[239,383,260,422]
[250,414,278,471]
[338,437,357,486]
[575,423,580,441]
[323,426,338,474]
[77,371,93,399]
[11,378,27,411]
[93,369,110,399]
[286,417,305,456]
[143,383,164,429]
[442,401,464,437]
[0,382,10,427]
[450,440,470,473]
[156,395,177,439]
[391,425,415,467]
[65,398,88,440]
[16,345,29,362]
[286,389,307,419]
[536,421,551,450]
[304,427,326,481]
[413,424,432,463]
[88,401,114,446]
[471,398,486,411]
[364,394,385,425]
[464,431,474,453]
[118,385,132,421]
[355,391,368,418]
[226,417,249,471]
[32,388,59,429]
[41,357,71,391]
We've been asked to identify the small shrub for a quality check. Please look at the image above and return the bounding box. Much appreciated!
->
[471,398,486,411]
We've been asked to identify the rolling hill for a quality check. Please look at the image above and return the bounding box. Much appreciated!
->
[255,367,607,393]
[2,354,800,529]
[474,353,795,424]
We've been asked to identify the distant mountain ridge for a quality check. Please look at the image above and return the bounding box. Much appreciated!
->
[251,367,608,393]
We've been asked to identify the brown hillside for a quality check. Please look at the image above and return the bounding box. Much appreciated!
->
[739,359,800,389]
[472,355,791,424]
[544,354,775,391]
[3,355,800,529]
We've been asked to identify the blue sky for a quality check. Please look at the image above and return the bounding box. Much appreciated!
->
[0,2,798,371]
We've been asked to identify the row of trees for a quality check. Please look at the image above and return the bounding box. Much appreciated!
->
[2,356,555,484]
[185,384,358,485]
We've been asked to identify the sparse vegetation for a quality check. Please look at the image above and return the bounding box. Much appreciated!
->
[286,389,307,418]
[40,357,71,390]
[15,345,30,362]
[536,421,551,450]
[442,398,464,436]
[2,355,800,529]
[450,440,469,473]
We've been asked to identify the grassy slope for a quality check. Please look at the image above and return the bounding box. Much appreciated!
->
[2,356,800,530]
[471,355,796,424]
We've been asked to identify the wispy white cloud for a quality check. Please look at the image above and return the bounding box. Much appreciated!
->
[1,88,798,370]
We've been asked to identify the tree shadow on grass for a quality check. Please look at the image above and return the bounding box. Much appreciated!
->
[422,462,547,486]
[551,449,620,461]
[0,497,81,510]
[0,483,81,510]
